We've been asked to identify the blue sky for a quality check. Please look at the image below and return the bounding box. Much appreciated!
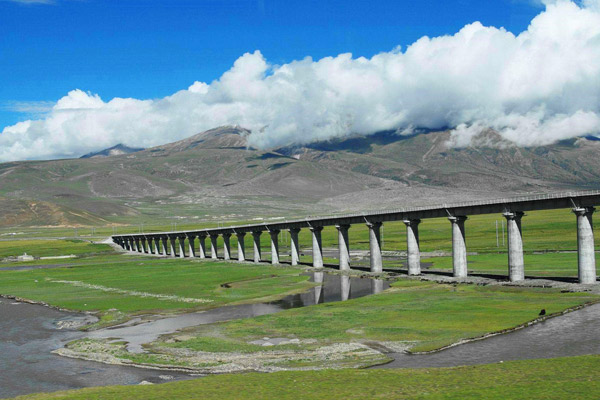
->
[0,0,542,130]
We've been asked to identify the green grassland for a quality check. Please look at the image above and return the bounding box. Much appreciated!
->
[0,256,313,326]
[10,355,600,400]
[0,239,112,258]
[157,280,598,356]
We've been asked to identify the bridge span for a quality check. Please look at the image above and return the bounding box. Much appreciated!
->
[112,191,600,284]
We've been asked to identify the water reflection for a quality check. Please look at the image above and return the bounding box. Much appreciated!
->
[371,279,384,294]
[341,275,350,301]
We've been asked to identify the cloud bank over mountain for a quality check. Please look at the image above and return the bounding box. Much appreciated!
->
[2,0,600,161]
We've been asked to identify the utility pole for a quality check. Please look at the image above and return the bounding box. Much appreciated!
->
[496,220,499,247]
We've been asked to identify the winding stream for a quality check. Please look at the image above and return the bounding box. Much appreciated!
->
[1,271,599,398]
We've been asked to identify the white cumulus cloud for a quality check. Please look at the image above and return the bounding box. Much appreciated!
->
[2,0,600,161]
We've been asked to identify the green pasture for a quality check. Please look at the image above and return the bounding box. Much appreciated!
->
[0,257,312,326]
[164,280,598,354]
[0,239,112,258]
[11,355,600,400]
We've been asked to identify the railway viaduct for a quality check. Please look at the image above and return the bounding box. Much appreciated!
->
[112,191,600,284]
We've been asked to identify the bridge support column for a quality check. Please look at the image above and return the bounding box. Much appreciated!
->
[147,237,154,254]
[237,233,246,261]
[140,238,147,253]
[210,234,219,259]
[503,211,525,282]
[573,207,596,284]
[187,235,196,258]
[252,231,262,263]
[198,234,207,258]
[310,226,324,268]
[367,222,383,273]
[449,216,468,278]
[153,237,160,255]
[269,230,280,264]
[134,238,141,253]
[161,236,168,256]
[290,228,300,266]
[178,236,186,258]
[169,236,177,258]
[223,233,232,260]
[336,224,351,271]
[124,238,131,251]
[403,219,421,275]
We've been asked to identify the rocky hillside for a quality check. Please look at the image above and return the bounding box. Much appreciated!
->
[1,126,599,227]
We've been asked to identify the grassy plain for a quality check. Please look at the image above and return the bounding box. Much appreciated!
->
[0,254,313,326]
[0,239,112,258]
[11,355,600,400]
[164,280,597,355]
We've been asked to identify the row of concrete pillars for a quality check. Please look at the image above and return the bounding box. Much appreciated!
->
[116,207,597,284]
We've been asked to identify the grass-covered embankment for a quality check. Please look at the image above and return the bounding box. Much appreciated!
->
[11,355,600,400]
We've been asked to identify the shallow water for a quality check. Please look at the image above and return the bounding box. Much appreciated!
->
[0,298,192,398]
[0,271,387,397]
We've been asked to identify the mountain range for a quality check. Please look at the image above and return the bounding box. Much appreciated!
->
[1,126,599,227]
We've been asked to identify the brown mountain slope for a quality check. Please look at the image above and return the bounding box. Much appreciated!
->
[0,126,599,227]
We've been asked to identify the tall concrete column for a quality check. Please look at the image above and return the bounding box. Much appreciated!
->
[449,216,468,278]
[336,224,351,271]
[125,238,131,251]
[367,222,383,273]
[178,236,186,258]
[252,231,262,263]
[198,234,207,259]
[223,233,232,260]
[573,207,596,284]
[147,237,154,254]
[503,211,525,282]
[237,233,246,261]
[187,235,196,258]
[210,234,219,259]
[153,237,160,255]
[403,219,421,276]
[134,238,141,252]
[269,230,280,264]
[161,236,169,256]
[169,236,177,258]
[341,275,351,301]
[289,228,300,266]
[310,226,324,268]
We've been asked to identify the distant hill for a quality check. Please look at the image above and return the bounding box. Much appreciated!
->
[80,144,144,159]
[1,125,599,227]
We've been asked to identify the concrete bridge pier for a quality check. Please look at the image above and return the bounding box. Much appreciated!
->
[153,237,160,255]
[403,219,421,275]
[367,222,383,273]
[168,235,177,258]
[310,226,324,268]
[503,211,525,282]
[124,238,131,251]
[210,234,219,260]
[140,237,147,253]
[269,230,280,264]
[198,234,207,259]
[161,236,169,256]
[187,235,196,258]
[132,238,139,252]
[336,224,351,271]
[573,207,597,284]
[252,231,262,263]
[223,233,232,260]
[289,228,300,266]
[177,235,186,258]
[237,233,246,261]
[148,237,156,254]
[448,216,468,278]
